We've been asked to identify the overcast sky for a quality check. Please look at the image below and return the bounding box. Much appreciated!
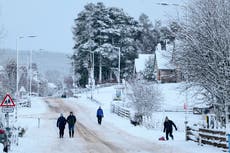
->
[0,0,185,54]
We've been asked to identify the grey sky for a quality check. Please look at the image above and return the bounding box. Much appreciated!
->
[0,0,185,54]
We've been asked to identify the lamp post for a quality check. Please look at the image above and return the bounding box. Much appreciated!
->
[16,36,24,121]
[85,48,95,99]
[118,47,120,84]
[114,47,121,84]
[155,2,188,23]
[16,35,37,121]
[29,49,32,96]
[87,39,95,99]
[72,54,77,96]
[90,50,95,99]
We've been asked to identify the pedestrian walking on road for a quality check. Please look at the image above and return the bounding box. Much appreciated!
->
[96,106,104,125]
[56,113,66,138]
[67,111,77,138]
[163,116,177,140]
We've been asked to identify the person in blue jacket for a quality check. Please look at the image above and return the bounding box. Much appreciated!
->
[56,113,66,138]
[96,106,104,125]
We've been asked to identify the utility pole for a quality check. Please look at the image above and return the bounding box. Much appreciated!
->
[99,31,102,84]
[29,49,32,96]
[118,47,121,84]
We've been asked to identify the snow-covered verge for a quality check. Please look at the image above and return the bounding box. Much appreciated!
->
[75,84,225,153]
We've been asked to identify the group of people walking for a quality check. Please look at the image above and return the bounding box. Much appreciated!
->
[57,106,104,138]
[57,108,176,141]
[56,111,76,138]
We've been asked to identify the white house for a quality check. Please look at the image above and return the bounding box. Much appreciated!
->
[155,43,180,83]
[134,42,181,83]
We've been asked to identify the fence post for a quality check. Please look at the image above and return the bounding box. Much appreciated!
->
[199,135,201,146]
[38,117,40,128]
[228,133,230,153]
[185,126,188,141]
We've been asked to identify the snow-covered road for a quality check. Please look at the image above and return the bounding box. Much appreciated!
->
[21,97,189,153]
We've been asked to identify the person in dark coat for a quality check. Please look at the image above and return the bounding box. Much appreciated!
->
[96,106,104,125]
[163,116,177,140]
[56,113,66,138]
[67,112,76,138]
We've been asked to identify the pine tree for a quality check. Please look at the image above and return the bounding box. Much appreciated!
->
[72,2,139,86]
[143,56,156,81]
[137,13,159,54]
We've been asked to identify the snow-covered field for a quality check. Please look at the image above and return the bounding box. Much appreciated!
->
[2,84,225,153]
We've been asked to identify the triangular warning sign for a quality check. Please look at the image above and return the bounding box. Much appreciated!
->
[0,94,15,106]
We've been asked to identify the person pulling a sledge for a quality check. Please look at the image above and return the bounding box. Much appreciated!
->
[163,116,177,140]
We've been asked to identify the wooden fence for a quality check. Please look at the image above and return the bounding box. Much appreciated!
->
[186,126,227,149]
[110,103,130,119]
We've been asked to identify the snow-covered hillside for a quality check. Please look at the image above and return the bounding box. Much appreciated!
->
[0,49,71,78]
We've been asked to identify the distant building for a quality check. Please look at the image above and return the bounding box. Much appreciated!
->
[134,42,182,83]
[19,86,27,98]
[154,42,182,83]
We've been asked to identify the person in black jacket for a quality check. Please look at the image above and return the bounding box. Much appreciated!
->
[67,112,77,138]
[163,116,177,140]
[56,113,66,138]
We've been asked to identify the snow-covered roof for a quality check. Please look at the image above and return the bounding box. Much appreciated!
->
[155,43,175,70]
[135,54,154,73]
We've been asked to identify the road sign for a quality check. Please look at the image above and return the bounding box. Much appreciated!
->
[2,107,14,113]
[0,94,15,107]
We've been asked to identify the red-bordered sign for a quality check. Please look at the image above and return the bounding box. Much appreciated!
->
[0,94,15,107]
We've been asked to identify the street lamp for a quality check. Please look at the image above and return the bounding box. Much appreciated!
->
[114,47,121,84]
[16,35,37,95]
[16,35,37,121]
[84,46,95,99]
[72,54,77,96]
[155,2,187,22]
[89,50,95,99]
[87,39,95,100]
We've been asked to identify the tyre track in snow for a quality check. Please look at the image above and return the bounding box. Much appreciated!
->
[77,122,124,153]
[44,98,125,153]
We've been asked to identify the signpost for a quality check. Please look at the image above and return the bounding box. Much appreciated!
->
[0,94,15,125]
[1,94,15,114]
[1,94,15,107]
[0,94,16,151]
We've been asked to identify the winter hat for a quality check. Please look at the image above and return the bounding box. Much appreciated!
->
[165,116,169,121]
[60,113,63,116]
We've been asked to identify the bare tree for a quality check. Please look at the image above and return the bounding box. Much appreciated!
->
[128,79,161,117]
[174,0,230,125]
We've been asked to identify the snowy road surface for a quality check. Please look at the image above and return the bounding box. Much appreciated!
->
[42,98,188,153]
